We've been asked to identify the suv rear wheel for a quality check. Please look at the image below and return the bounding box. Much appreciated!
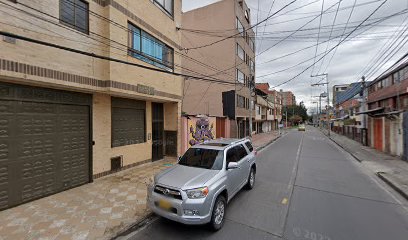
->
[209,195,226,231]
[245,168,255,190]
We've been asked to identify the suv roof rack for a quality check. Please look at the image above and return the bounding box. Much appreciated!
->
[230,137,250,145]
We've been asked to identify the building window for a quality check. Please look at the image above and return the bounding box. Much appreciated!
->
[402,66,408,81]
[154,0,173,16]
[237,95,245,108]
[128,22,174,71]
[237,43,244,60]
[380,99,388,108]
[60,0,89,34]
[236,17,244,37]
[393,71,401,83]
[111,97,146,147]
[237,69,244,83]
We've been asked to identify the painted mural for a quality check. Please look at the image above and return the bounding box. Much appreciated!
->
[188,116,216,146]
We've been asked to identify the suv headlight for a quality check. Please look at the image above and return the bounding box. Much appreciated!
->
[186,187,209,199]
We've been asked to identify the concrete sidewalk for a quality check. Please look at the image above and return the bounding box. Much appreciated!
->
[251,130,282,151]
[0,158,175,240]
[0,133,281,240]
[320,128,408,200]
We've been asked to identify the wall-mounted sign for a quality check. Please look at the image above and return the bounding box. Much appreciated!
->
[137,84,155,95]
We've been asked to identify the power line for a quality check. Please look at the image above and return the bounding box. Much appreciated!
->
[358,15,408,79]
[271,0,389,88]
[0,0,237,83]
[205,0,345,81]
[179,0,403,83]
[256,0,276,52]
[181,0,381,34]
[0,31,240,86]
[336,52,408,106]
[256,7,405,79]
[183,0,299,50]
[321,0,357,74]
[316,0,342,75]
[256,0,344,59]
[311,0,326,75]
[0,0,244,86]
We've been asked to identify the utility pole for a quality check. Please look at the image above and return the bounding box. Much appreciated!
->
[312,94,325,127]
[249,75,254,138]
[360,76,367,129]
[311,73,330,137]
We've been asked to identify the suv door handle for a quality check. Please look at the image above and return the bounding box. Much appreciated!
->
[247,159,250,163]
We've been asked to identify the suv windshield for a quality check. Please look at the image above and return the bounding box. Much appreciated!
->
[179,148,224,170]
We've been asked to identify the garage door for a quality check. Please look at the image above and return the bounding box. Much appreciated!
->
[0,82,91,210]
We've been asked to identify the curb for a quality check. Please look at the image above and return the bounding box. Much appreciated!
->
[317,128,408,201]
[255,133,284,151]
[317,128,363,163]
[326,134,363,163]
[376,172,408,201]
[112,212,156,240]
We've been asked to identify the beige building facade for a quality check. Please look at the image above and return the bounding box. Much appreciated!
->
[0,0,183,210]
[181,0,255,139]
[256,83,283,130]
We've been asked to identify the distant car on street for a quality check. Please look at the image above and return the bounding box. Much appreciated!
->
[298,124,306,131]
[147,138,257,231]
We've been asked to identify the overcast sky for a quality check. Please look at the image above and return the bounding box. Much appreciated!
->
[182,0,408,112]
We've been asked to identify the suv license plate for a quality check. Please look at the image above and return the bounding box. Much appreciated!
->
[158,199,172,210]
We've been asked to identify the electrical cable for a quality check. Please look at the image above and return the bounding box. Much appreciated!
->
[271,0,389,88]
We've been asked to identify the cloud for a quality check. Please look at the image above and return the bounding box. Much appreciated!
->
[182,0,408,110]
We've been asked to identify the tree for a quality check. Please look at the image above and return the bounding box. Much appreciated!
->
[282,104,308,123]
[290,115,302,125]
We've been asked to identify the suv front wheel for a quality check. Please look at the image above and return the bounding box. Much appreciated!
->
[209,195,226,231]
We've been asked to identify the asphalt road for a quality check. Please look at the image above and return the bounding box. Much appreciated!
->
[122,127,408,240]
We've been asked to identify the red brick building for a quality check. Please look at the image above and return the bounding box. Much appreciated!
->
[280,90,296,106]
[365,62,408,158]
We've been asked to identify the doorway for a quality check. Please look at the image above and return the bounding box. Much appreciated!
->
[152,103,164,161]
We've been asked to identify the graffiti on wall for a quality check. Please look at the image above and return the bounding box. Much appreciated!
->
[188,116,216,146]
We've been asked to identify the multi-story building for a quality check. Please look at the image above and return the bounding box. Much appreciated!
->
[333,84,350,105]
[0,0,183,210]
[181,0,255,139]
[364,61,408,158]
[280,89,296,106]
[256,83,282,130]
[333,82,368,125]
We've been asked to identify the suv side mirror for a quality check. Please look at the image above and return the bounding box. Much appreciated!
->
[227,162,239,170]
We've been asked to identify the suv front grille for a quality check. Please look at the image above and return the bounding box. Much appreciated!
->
[154,185,183,200]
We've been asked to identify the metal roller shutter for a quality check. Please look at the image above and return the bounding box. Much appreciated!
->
[0,82,91,210]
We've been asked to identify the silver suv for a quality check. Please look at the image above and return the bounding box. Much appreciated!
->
[147,138,257,231]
